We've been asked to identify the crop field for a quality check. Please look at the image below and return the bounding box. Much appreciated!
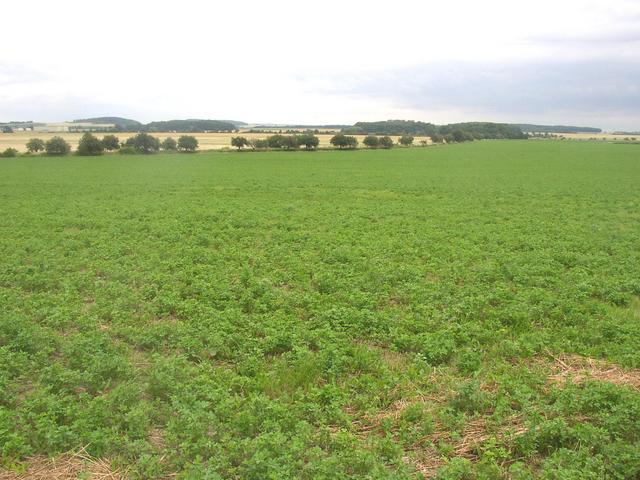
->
[0,132,432,153]
[1,141,640,479]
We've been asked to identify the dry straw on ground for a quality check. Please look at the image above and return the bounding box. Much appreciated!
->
[346,391,526,478]
[0,447,126,480]
[547,353,640,390]
[407,415,526,477]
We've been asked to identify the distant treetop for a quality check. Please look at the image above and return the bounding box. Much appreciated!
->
[72,118,240,133]
[514,124,602,133]
[146,119,237,133]
[73,117,142,130]
[346,120,438,136]
[344,120,528,140]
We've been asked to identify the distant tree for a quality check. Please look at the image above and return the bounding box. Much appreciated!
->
[280,135,300,150]
[118,146,137,155]
[399,135,414,146]
[231,136,250,150]
[125,133,160,154]
[444,134,455,143]
[1,126,13,133]
[76,133,104,156]
[363,135,379,148]
[1,148,18,157]
[26,138,45,153]
[161,137,177,150]
[378,136,394,149]
[45,136,71,156]
[351,120,437,136]
[437,122,526,139]
[330,133,347,149]
[267,134,286,149]
[251,138,269,149]
[102,135,120,151]
[430,133,443,144]
[145,119,236,133]
[297,133,319,150]
[177,135,198,152]
[452,130,467,143]
[330,134,358,149]
[465,132,476,141]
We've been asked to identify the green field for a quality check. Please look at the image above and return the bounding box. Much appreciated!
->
[1,141,639,479]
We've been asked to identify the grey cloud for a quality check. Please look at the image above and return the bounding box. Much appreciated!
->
[307,58,640,129]
[0,94,134,123]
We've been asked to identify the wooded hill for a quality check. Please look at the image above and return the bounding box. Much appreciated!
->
[344,120,528,139]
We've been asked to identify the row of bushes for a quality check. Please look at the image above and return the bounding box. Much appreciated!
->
[1,130,483,158]
[12,133,200,157]
[231,133,321,151]
[229,134,419,151]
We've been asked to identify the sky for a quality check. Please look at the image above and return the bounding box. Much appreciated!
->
[1,0,639,130]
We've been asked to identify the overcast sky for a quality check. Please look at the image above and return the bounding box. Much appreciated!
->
[1,0,639,130]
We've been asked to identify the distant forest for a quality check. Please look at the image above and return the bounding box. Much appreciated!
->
[74,117,240,133]
[4,117,603,136]
[515,124,602,133]
[145,119,238,133]
[343,120,528,140]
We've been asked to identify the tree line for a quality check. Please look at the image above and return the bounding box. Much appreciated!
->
[231,133,321,150]
[344,120,529,140]
[1,133,200,157]
[229,134,418,151]
[71,117,239,133]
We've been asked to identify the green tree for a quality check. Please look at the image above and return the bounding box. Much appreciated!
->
[452,130,473,142]
[363,135,379,148]
[346,136,358,149]
[45,136,71,156]
[430,133,443,144]
[378,136,394,149]
[251,139,269,149]
[124,133,161,154]
[161,137,177,150]
[399,135,414,146]
[330,134,358,149]
[102,135,120,151]
[26,138,45,153]
[1,148,18,157]
[297,133,319,150]
[280,135,300,150]
[77,133,104,156]
[231,136,249,150]
[267,134,286,149]
[177,135,198,152]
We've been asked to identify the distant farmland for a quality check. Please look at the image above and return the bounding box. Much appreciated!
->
[2,131,637,154]
[0,131,433,153]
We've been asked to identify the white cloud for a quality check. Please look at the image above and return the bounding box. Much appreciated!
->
[1,0,639,129]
